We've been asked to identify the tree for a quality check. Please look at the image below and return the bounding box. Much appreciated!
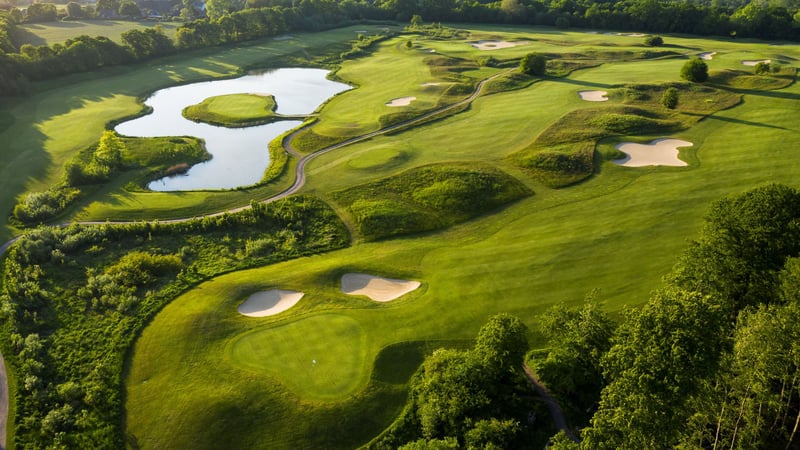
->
[94,130,124,169]
[536,299,614,414]
[205,0,244,21]
[581,288,727,449]
[473,313,529,374]
[519,52,547,76]
[754,61,770,74]
[644,35,663,46]
[25,3,58,22]
[65,2,84,19]
[661,86,678,109]
[680,57,709,82]
[118,0,142,18]
[95,0,119,17]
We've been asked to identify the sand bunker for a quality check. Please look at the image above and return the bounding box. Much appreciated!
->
[421,82,441,87]
[238,290,304,317]
[626,33,647,37]
[742,59,771,66]
[470,40,525,50]
[578,90,609,102]
[341,273,421,302]
[699,52,716,60]
[386,96,416,107]
[613,138,692,167]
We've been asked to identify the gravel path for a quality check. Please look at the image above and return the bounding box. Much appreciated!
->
[523,362,580,443]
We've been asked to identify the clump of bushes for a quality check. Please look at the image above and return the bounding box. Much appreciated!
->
[681,57,709,83]
[644,35,663,46]
[661,86,679,109]
[333,164,531,241]
[519,52,547,76]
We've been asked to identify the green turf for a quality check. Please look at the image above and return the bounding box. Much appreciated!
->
[3,22,799,449]
[229,313,367,399]
[14,20,180,46]
[124,26,800,448]
[183,93,302,127]
[0,25,380,240]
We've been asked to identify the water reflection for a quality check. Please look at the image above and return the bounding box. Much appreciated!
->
[115,68,351,191]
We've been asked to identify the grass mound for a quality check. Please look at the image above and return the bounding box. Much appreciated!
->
[709,67,797,91]
[332,164,531,241]
[182,93,299,127]
[511,83,740,187]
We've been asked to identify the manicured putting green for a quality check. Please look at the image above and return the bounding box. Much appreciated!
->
[228,313,366,399]
[183,93,280,126]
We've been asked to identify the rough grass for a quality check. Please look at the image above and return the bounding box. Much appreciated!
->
[331,163,532,241]
[2,22,799,450]
[509,83,740,187]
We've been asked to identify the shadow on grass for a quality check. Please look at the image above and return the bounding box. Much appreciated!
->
[700,113,790,130]
[546,76,617,90]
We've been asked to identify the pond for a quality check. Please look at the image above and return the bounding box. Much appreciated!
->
[115,68,351,191]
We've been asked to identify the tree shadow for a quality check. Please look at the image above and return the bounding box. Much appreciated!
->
[546,76,618,90]
[700,114,789,131]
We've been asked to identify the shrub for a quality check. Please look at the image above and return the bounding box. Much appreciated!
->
[681,57,709,83]
[661,86,679,109]
[644,35,663,47]
[754,62,770,75]
[519,52,547,76]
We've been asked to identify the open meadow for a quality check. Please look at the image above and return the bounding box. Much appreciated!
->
[2,22,799,449]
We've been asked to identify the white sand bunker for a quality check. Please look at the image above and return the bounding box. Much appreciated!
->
[421,82,441,87]
[470,40,526,50]
[699,52,716,60]
[578,90,608,101]
[742,59,771,66]
[341,273,421,302]
[614,138,692,167]
[238,290,304,317]
[386,96,416,107]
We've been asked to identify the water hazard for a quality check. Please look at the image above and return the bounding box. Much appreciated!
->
[115,68,351,191]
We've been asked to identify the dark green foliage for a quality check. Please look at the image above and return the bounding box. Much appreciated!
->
[681,57,709,83]
[574,184,800,449]
[671,183,800,310]
[660,86,678,109]
[754,61,770,74]
[643,35,663,46]
[519,52,547,76]
[1,195,349,448]
[332,164,531,241]
[340,33,392,60]
[582,288,728,449]
[12,188,81,225]
[24,3,58,23]
[534,300,614,420]
[370,314,531,448]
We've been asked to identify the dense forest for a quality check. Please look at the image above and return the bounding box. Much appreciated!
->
[529,184,800,449]
[1,0,800,95]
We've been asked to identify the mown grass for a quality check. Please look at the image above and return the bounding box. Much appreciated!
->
[182,93,283,127]
[15,20,181,46]
[509,82,740,187]
[3,22,799,449]
[0,25,380,240]
[124,26,800,449]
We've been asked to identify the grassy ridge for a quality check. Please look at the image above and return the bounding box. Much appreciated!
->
[331,163,531,241]
[2,22,799,450]
[510,83,740,187]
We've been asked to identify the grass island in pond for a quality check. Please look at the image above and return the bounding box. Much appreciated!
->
[182,93,308,127]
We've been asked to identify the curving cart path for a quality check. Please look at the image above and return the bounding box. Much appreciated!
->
[523,362,580,443]
[0,69,511,443]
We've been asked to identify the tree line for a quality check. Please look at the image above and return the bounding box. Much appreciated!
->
[528,183,800,449]
[2,0,800,96]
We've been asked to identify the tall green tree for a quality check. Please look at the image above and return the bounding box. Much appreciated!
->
[680,57,709,82]
[519,52,547,76]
